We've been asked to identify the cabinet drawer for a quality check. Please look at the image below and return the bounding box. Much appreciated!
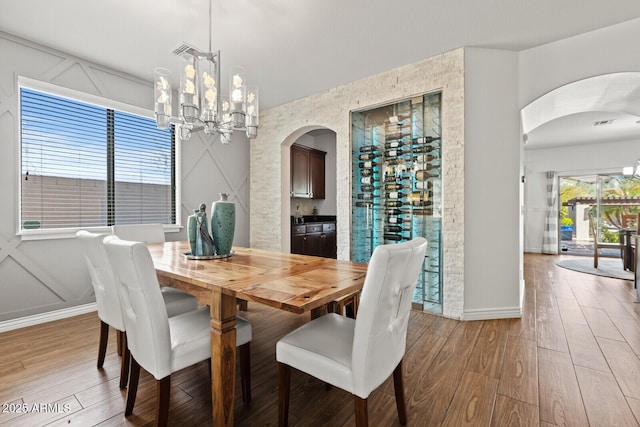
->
[323,223,336,232]
[292,225,306,235]
[306,224,323,233]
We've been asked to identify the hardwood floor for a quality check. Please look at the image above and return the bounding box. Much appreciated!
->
[2,253,640,426]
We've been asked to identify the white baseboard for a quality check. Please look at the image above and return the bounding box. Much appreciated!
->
[463,306,522,321]
[0,303,98,333]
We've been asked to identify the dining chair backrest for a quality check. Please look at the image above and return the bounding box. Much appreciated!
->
[76,230,125,331]
[351,237,427,398]
[103,237,173,379]
[112,224,165,244]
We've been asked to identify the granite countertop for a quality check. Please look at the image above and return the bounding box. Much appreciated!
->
[291,215,336,224]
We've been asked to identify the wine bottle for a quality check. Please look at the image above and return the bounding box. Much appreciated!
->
[388,114,410,124]
[358,161,377,168]
[384,183,409,191]
[358,152,377,161]
[415,180,437,190]
[415,170,438,181]
[384,140,407,149]
[385,133,410,142]
[413,154,439,163]
[357,193,374,200]
[384,225,410,233]
[387,215,405,224]
[384,174,410,183]
[411,199,433,207]
[359,145,378,153]
[384,158,405,166]
[360,184,376,192]
[360,176,373,184]
[385,148,406,157]
[413,136,441,144]
[355,201,373,208]
[385,208,402,215]
[383,233,408,241]
[386,191,404,199]
[412,145,439,154]
[360,168,374,177]
[384,200,406,207]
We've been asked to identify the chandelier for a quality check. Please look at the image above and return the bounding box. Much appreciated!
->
[153,0,259,143]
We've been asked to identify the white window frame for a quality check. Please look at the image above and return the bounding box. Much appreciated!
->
[17,76,182,240]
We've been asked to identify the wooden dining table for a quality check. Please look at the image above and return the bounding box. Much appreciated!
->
[147,241,368,427]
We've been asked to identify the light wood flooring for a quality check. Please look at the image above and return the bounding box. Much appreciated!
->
[2,253,640,426]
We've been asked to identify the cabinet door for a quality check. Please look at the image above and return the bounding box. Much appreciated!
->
[321,231,337,259]
[306,232,323,257]
[309,150,326,199]
[291,146,311,198]
[291,233,306,255]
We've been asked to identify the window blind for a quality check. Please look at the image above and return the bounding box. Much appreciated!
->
[20,87,175,230]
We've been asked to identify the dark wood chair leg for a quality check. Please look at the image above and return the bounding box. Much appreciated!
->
[116,328,123,356]
[97,320,109,369]
[239,342,251,404]
[278,363,291,427]
[119,332,130,389]
[393,360,407,425]
[125,356,141,416]
[156,376,171,427]
[354,395,369,427]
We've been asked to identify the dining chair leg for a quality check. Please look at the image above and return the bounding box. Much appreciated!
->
[156,376,171,427]
[119,332,130,389]
[125,356,141,416]
[354,395,369,427]
[116,328,123,357]
[278,363,291,427]
[239,342,251,404]
[393,359,407,425]
[97,320,109,369]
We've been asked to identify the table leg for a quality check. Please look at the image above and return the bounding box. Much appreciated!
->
[210,290,238,427]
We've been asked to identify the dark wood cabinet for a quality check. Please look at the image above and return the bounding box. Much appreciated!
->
[291,144,325,199]
[291,222,336,259]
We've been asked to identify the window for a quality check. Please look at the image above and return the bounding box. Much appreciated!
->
[19,80,176,234]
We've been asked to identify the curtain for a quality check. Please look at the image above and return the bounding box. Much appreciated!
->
[542,171,558,254]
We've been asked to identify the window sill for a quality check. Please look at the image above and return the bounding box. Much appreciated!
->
[19,224,183,241]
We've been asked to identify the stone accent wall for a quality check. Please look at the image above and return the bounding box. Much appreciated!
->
[250,48,465,318]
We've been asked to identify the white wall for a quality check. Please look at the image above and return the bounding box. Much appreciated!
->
[463,48,521,318]
[519,17,640,253]
[0,31,249,322]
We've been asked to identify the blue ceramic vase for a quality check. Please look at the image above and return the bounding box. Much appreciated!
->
[211,193,235,255]
[195,203,215,256]
[187,209,198,255]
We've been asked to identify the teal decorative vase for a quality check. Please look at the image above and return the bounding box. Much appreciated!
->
[187,209,198,255]
[211,193,235,255]
[195,203,215,256]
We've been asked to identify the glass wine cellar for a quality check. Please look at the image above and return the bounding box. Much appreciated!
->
[351,92,442,313]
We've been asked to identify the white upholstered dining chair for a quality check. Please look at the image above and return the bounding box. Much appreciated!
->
[103,237,252,426]
[276,237,428,427]
[76,230,199,389]
[111,223,166,244]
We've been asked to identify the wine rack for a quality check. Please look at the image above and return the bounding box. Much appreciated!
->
[351,92,442,313]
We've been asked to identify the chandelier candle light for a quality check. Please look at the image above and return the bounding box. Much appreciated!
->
[153,0,259,143]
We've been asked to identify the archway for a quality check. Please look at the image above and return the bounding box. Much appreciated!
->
[280,126,338,253]
[521,72,640,255]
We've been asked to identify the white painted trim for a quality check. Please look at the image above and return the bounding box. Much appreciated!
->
[0,303,98,333]
[462,306,522,321]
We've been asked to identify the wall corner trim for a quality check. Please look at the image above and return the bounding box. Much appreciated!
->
[0,303,98,333]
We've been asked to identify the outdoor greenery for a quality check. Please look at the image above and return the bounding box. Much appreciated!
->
[560,174,640,244]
